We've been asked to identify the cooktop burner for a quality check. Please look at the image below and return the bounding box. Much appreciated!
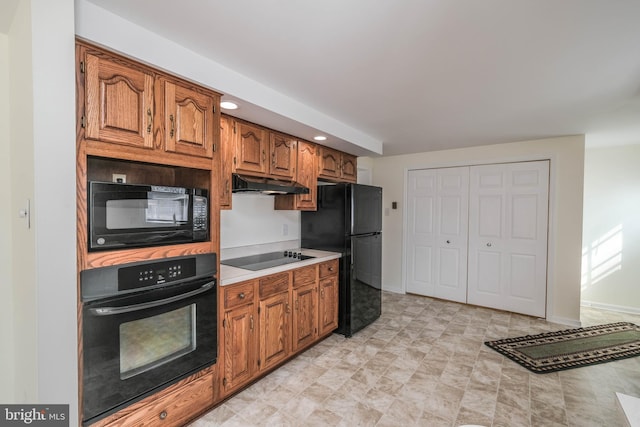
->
[221,250,315,271]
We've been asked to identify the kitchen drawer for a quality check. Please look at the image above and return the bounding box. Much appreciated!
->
[224,281,255,309]
[102,372,214,427]
[259,272,290,298]
[292,265,317,288]
[319,259,338,278]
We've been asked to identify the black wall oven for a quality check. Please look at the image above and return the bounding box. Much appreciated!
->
[88,181,209,251]
[81,254,217,425]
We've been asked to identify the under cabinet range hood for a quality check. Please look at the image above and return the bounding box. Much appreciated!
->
[231,174,310,195]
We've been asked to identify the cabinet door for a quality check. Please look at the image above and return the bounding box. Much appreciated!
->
[84,52,154,149]
[318,276,338,336]
[259,292,290,372]
[274,140,317,211]
[220,115,233,209]
[292,283,317,352]
[234,121,268,175]
[295,141,318,210]
[164,80,216,158]
[341,153,358,182]
[222,304,256,393]
[269,133,296,179]
[318,147,341,180]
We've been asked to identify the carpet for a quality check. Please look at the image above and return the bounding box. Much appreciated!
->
[484,322,640,373]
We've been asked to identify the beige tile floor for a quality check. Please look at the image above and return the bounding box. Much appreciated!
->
[191,291,640,427]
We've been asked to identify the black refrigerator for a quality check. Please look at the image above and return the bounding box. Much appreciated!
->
[301,183,382,337]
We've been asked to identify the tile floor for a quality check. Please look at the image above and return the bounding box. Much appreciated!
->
[191,292,640,427]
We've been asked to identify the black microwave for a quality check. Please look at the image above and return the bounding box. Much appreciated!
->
[88,181,209,251]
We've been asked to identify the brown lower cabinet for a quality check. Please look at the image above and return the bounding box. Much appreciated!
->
[91,368,215,427]
[220,259,339,398]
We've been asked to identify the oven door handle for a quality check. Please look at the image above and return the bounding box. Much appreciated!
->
[88,281,215,316]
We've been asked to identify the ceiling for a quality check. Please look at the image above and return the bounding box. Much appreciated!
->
[84,0,640,156]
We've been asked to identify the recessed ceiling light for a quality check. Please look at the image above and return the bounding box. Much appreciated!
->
[220,101,239,110]
[313,135,327,141]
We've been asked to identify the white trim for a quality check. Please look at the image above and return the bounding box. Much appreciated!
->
[547,315,582,328]
[581,300,640,316]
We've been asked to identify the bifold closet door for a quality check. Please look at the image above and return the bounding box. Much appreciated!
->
[467,160,549,317]
[406,167,469,303]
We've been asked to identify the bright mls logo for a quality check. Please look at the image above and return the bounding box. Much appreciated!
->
[0,405,68,426]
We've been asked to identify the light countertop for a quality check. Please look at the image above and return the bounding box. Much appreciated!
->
[219,248,341,286]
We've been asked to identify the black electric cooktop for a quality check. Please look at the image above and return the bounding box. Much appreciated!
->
[221,250,314,271]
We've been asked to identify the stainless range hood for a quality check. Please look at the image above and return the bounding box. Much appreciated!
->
[232,174,310,195]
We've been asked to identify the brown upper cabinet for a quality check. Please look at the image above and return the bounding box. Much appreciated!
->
[83,50,155,150]
[162,78,216,158]
[220,115,234,208]
[318,146,357,183]
[274,140,318,211]
[233,120,269,175]
[78,42,220,165]
[269,132,297,179]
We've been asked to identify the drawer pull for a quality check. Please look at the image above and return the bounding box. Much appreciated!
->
[159,410,168,420]
[238,292,245,299]
[328,267,335,272]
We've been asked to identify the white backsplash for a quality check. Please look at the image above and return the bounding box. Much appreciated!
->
[220,193,301,258]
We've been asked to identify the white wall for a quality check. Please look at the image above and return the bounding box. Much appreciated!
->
[220,194,300,250]
[0,32,15,403]
[8,0,36,402]
[30,0,77,415]
[368,135,585,325]
[4,0,78,420]
[582,144,640,313]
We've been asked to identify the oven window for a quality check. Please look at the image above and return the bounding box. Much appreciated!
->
[105,192,189,230]
[119,304,196,379]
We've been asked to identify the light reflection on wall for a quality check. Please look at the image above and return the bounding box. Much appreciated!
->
[581,224,623,291]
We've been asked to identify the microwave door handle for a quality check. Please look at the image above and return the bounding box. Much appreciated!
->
[88,281,215,316]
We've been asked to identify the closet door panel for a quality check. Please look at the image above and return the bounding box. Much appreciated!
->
[406,170,437,295]
[468,161,549,317]
[406,167,469,303]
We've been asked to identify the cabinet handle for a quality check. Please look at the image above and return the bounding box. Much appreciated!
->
[250,315,254,330]
[286,303,291,313]
[446,240,451,244]
[169,114,175,138]
[321,289,325,299]
[238,292,245,299]
[225,179,229,193]
[146,108,152,134]
[262,150,266,161]
[159,410,168,420]
[328,267,334,272]
[486,242,492,247]
[272,152,275,166]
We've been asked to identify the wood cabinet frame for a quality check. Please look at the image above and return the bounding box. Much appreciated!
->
[76,40,222,427]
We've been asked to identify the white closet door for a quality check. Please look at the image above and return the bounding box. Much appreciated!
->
[406,167,469,303]
[467,160,549,317]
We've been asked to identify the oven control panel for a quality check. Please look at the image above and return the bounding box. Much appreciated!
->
[118,258,197,291]
[80,253,217,301]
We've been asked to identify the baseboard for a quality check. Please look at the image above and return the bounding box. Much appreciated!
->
[382,286,404,294]
[546,315,582,328]
[581,300,640,316]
